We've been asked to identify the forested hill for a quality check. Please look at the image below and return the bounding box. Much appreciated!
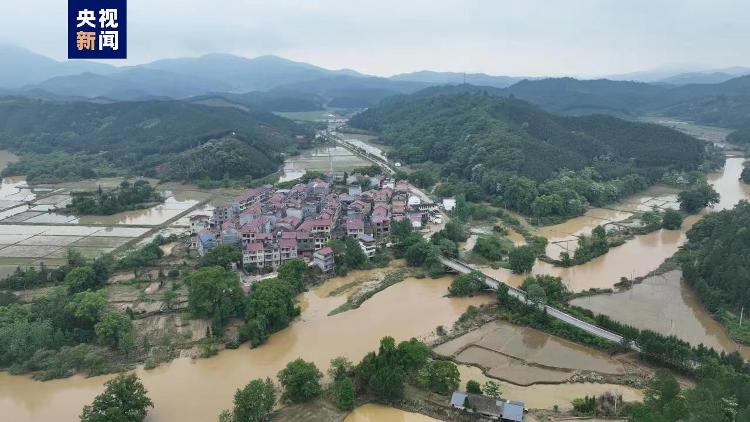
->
[350,92,708,217]
[681,201,750,317]
[0,97,309,181]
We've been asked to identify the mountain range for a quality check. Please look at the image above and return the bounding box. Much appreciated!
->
[2,45,750,128]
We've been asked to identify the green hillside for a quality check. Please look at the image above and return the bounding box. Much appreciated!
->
[0,97,309,182]
[350,92,708,218]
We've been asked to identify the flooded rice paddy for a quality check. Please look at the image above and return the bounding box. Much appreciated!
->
[435,321,625,385]
[280,146,371,182]
[457,364,643,411]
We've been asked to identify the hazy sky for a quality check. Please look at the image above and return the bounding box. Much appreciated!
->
[1,0,748,77]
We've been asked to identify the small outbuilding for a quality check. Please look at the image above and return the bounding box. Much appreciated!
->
[450,391,525,421]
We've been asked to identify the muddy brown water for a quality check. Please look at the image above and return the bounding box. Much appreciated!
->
[570,270,750,358]
[344,404,441,422]
[0,273,492,422]
[482,157,749,292]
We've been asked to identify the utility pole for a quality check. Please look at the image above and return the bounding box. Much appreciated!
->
[740,306,744,327]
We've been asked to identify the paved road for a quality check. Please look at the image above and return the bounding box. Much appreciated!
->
[439,257,635,348]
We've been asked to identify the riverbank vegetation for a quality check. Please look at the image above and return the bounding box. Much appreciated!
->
[65,180,163,215]
[214,336,462,421]
[0,250,135,380]
[625,366,750,421]
[678,181,720,213]
[679,200,750,344]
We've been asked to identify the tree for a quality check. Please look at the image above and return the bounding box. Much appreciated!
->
[508,245,536,274]
[742,165,750,184]
[449,271,485,296]
[333,378,356,410]
[405,240,435,267]
[521,275,568,305]
[483,380,501,398]
[396,338,430,372]
[80,373,153,422]
[277,259,307,293]
[425,360,460,395]
[646,369,680,409]
[277,359,323,403]
[368,366,404,403]
[661,209,683,230]
[200,245,242,269]
[442,220,468,242]
[66,266,100,294]
[231,378,276,422]
[95,311,134,353]
[65,290,108,329]
[466,379,482,394]
[678,183,720,213]
[328,356,354,381]
[185,266,244,332]
[243,278,298,346]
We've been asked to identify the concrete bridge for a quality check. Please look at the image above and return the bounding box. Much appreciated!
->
[439,257,637,349]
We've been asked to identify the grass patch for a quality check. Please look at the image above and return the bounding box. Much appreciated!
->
[328,268,409,316]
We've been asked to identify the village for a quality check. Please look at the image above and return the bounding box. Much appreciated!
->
[191,173,451,278]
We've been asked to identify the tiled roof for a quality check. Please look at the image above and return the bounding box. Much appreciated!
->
[315,246,334,256]
[279,238,297,249]
[246,242,263,252]
[346,219,364,230]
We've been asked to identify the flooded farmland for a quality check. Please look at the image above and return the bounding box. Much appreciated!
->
[457,364,643,411]
[570,270,750,358]
[0,272,492,422]
[280,146,371,182]
[435,321,625,385]
[344,404,441,422]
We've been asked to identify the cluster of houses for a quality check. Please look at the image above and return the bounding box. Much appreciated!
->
[190,174,443,273]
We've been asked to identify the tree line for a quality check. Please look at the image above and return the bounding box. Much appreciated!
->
[66,180,163,215]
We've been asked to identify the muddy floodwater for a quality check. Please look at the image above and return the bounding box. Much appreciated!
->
[482,157,749,292]
[571,270,750,358]
[0,273,491,422]
[344,404,440,422]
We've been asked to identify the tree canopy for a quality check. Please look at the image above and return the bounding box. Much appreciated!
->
[80,373,153,422]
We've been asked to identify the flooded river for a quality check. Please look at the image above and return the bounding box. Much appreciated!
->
[483,157,749,292]
[0,273,491,422]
